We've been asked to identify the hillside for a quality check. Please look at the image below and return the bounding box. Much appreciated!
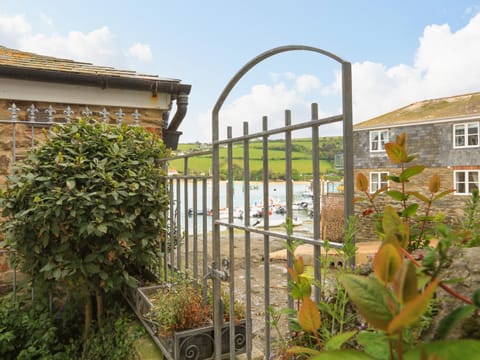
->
[168,137,343,180]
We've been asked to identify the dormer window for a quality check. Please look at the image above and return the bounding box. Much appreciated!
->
[369,130,389,152]
[454,122,479,148]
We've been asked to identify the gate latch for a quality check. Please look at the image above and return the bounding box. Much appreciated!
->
[206,258,230,281]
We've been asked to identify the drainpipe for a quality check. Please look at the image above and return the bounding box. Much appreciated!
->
[163,92,189,150]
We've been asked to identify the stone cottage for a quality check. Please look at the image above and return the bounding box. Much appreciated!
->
[353,92,480,241]
[0,45,191,185]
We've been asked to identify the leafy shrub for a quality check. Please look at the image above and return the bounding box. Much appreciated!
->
[0,120,169,338]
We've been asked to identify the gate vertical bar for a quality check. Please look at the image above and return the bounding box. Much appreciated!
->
[284,110,294,311]
[193,178,198,280]
[184,158,189,270]
[227,126,236,360]
[342,62,355,265]
[311,103,322,302]
[243,122,252,359]
[202,178,209,300]
[261,116,271,358]
[176,178,182,270]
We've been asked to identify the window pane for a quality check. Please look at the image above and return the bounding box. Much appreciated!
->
[467,123,478,134]
[468,172,479,182]
[456,172,465,182]
[468,134,478,146]
[455,126,465,136]
[457,183,466,193]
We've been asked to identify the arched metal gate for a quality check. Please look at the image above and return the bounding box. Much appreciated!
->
[160,45,353,359]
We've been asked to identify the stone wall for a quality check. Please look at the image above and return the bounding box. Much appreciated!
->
[321,193,345,242]
[354,167,469,242]
[353,121,480,169]
[0,99,164,187]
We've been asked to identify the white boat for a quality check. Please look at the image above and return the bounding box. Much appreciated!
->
[253,217,302,229]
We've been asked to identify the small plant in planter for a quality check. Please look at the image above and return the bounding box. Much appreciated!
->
[129,273,246,360]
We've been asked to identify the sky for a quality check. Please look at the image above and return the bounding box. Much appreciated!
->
[2,1,480,142]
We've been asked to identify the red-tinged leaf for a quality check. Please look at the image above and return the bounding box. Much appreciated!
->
[356,173,369,192]
[287,266,298,282]
[396,133,407,148]
[286,346,321,356]
[294,256,304,276]
[340,274,394,331]
[374,243,403,284]
[298,297,321,333]
[400,165,425,182]
[385,143,407,164]
[433,189,455,202]
[387,278,439,334]
[362,208,374,217]
[393,260,418,305]
[429,174,441,193]
[310,349,376,359]
[408,191,430,204]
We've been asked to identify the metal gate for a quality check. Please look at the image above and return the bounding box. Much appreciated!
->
[161,45,353,359]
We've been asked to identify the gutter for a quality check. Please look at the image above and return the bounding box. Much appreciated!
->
[0,65,192,150]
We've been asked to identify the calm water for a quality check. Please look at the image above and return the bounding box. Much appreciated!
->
[169,180,320,234]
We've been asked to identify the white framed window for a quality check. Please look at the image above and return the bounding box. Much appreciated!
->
[370,172,389,193]
[370,130,389,152]
[454,170,479,195]
[454,122,479,148]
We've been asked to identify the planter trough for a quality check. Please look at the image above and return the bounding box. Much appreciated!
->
[123,284,246,360]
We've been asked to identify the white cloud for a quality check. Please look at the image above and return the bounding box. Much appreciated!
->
[193,75,334,142]
[18,26,117,66]
[0,13,31,44]
[40,12,54,27]
[351,12,480,124]
[127,42,153,62]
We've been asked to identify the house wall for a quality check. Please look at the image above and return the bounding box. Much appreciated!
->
[0,99,165,187]
[353,120,479,242]
[354,121,479,169]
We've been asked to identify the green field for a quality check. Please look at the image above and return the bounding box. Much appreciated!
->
[168,137,343,180]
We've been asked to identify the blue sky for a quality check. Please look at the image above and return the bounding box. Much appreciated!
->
[2,1,480,142]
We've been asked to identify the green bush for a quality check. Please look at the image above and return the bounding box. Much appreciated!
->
[0,120,169,338]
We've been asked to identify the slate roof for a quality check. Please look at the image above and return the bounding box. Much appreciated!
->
[354,92,480,130]
[0,45,176,82]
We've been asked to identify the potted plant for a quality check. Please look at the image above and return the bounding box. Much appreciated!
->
[124,273,246,360]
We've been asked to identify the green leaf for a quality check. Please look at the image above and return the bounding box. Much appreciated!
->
[97,224,108,234]
[382,206,403,236]
[84,263,100,274]
[402,203,419,217]
[373,243,403,284]
[403,339,480,360]
[291,276,311,300]
[356,331,390,360]
[311,349,375,360]
[433,189,455,202]
[339,274,394,331]
[473,289,480,307]
[393,260,418,305]
[436,305,476,339]
[386,190,407,201]
[66,179,76,190]
[408,191,430,204]
[399,165,425,182]
[324,330,357,351]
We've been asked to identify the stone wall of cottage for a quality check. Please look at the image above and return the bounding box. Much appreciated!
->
[0,100,164,187]
[354,167,470,242]
[353,121,479,169]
